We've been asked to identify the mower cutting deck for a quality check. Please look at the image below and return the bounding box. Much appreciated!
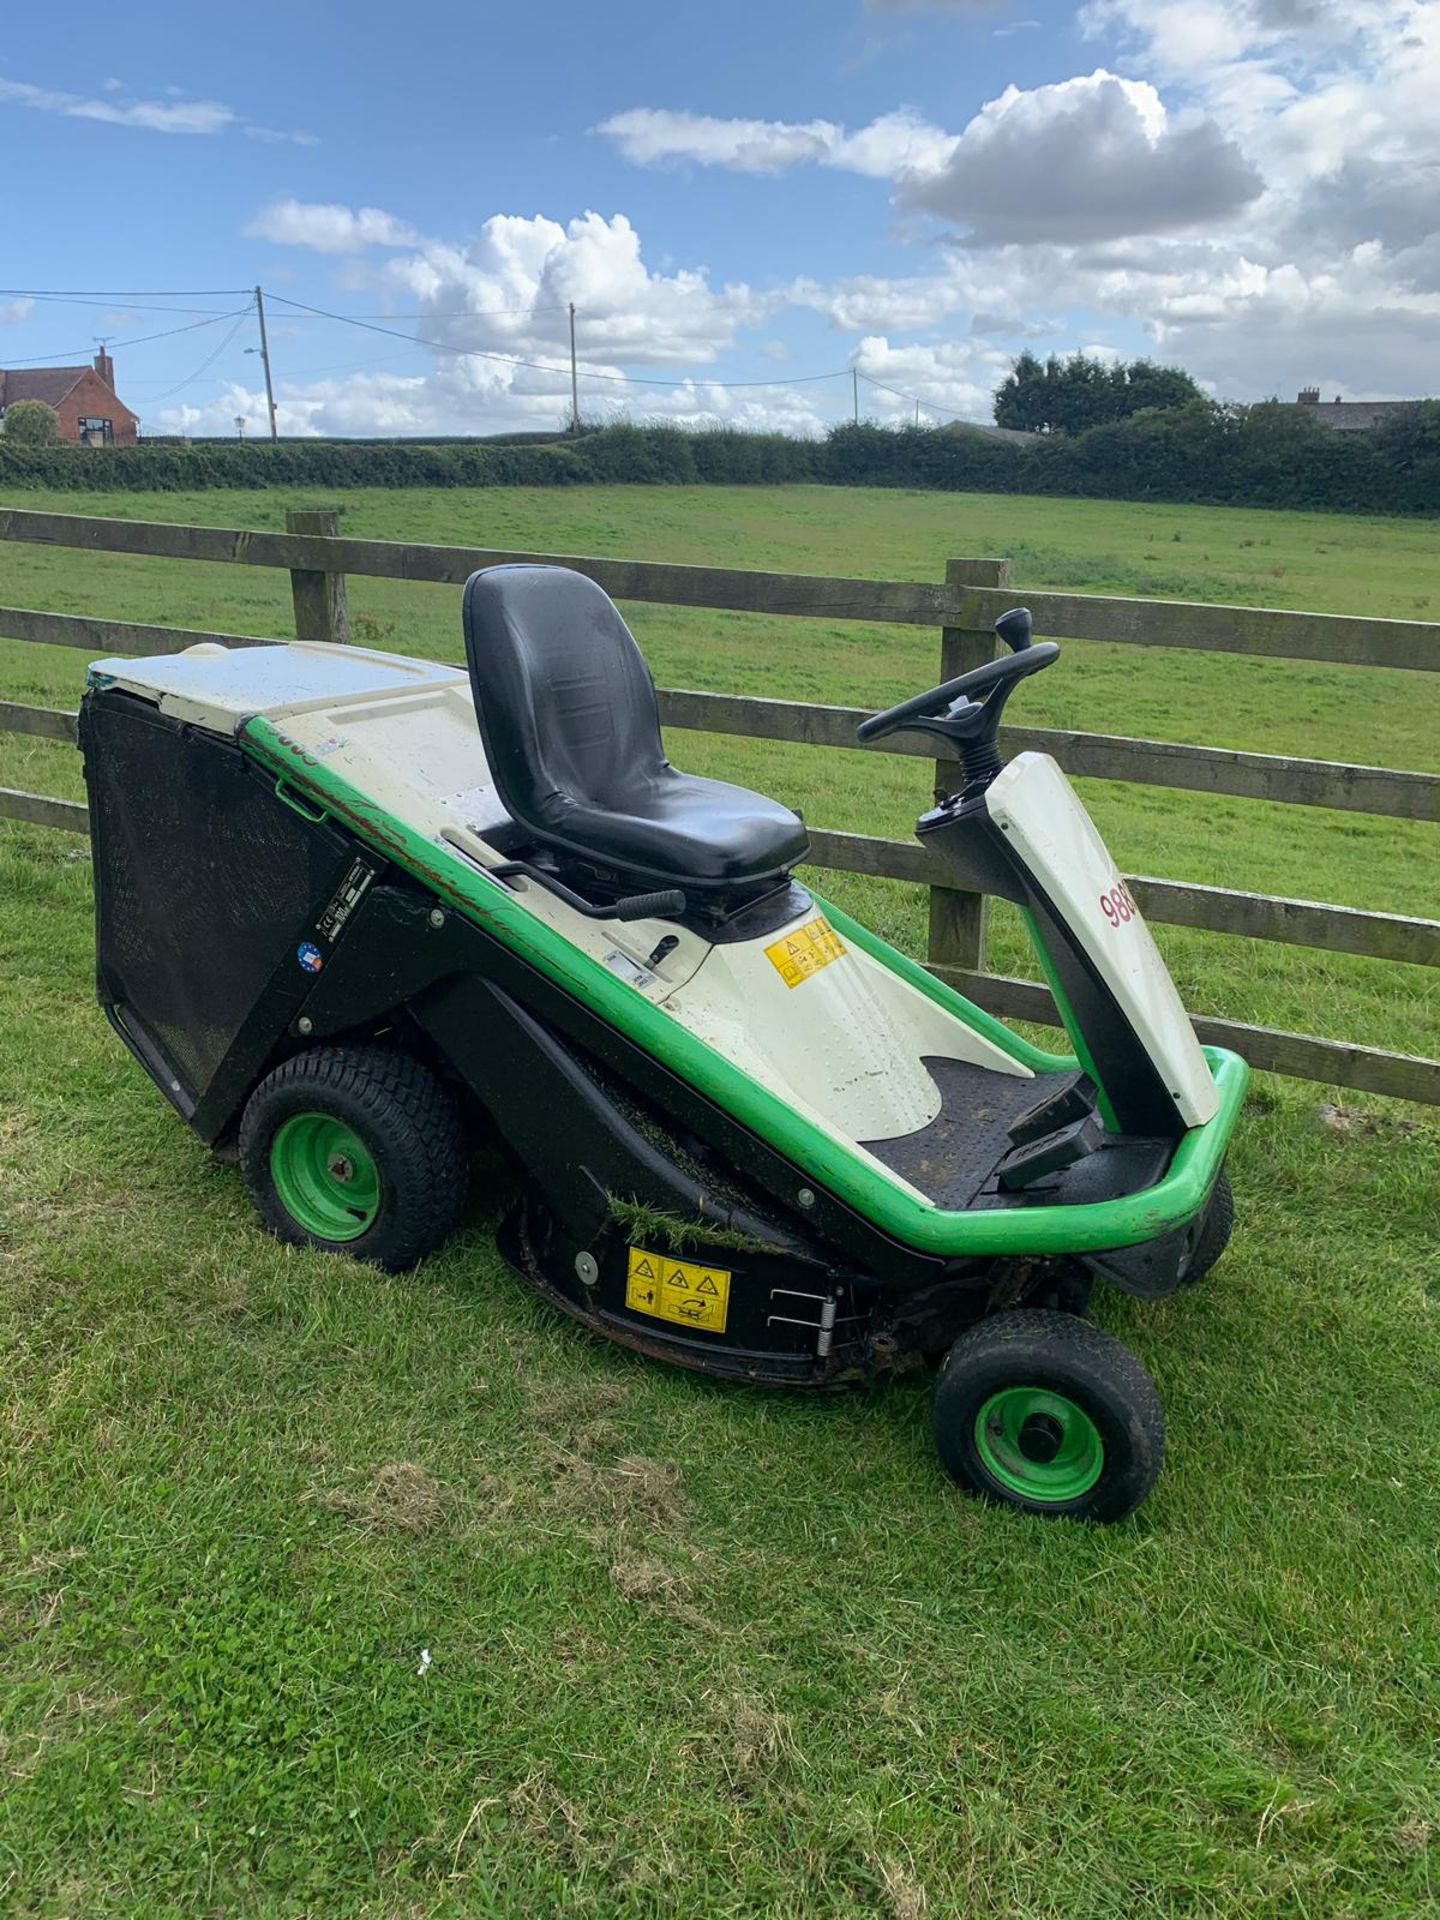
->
[80,568,1244,1522]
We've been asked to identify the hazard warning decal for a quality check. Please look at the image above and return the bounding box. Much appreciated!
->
[625,1246,732,1335]
[763,915,846,989]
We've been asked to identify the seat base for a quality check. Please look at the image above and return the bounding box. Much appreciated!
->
[527,764,810,895]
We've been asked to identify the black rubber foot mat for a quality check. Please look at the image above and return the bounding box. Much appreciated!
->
[860,1058,1085,1211]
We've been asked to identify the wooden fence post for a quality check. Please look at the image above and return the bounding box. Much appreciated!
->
[285,507,351,646]
[926,556,1013,975]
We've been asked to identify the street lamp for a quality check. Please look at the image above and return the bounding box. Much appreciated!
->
[235,415,247,440]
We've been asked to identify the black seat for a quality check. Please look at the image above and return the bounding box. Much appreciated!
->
[462,566,810,892]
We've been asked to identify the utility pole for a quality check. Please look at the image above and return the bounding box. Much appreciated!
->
[568,302,580,434]
[915,398,921,428]
[852,366,859,425]
[254,285,279,442]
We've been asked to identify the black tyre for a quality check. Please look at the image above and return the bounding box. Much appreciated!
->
[1181,1167,1234,1286]
[932,1308,1164,1523]
[239,1045,468,1272]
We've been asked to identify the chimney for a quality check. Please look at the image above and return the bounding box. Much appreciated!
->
[95,346,115,389]
[1297,386,1320,406]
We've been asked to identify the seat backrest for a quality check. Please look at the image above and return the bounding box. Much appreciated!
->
[462,565,668,832]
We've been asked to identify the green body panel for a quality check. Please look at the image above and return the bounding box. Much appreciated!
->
[241,716,1247,1260]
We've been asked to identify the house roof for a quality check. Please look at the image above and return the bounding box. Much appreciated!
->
[0,367,92,409]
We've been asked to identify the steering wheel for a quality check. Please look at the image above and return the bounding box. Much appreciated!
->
[856,608,1058,745]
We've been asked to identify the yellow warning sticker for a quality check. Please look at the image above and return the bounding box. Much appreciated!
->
[764,915,847,989]
[625,1246,732,1334]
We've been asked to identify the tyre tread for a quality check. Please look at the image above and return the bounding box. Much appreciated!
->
[933,1307,1165,1522]
[239,1044,468,1271]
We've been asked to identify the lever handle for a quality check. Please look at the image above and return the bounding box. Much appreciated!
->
[490,860,686,923]
[612,889,687,922]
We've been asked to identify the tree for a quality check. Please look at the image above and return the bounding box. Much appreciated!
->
[994,353,1206,434]
[2,399,61,445]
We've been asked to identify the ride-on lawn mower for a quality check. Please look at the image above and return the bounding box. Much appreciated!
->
[80,566,1245,1522]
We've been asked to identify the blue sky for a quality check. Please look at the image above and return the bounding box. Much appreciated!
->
[2,0,1435,436]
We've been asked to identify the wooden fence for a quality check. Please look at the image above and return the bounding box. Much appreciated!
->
[1,505,1436,1104]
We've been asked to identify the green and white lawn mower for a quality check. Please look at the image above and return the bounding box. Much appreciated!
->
[80,565,1245,1522]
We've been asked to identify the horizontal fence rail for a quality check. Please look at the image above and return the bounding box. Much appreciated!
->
[657,689,1440,822]
[1,507,1439,665]
[1,508,1436,1103]
[0,606,274,656]
[953,584,1440,673]
[934,970,1440,1108]
[0,509,958,628]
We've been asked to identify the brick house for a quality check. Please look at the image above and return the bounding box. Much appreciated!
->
[0,347,139,446]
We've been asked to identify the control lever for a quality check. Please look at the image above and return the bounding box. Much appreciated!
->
[490,860,686,923]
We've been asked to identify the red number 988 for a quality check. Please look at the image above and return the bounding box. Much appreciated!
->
[1100,885,1134,927]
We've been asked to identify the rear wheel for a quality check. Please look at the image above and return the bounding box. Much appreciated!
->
[932,1309,1164,1523]
[239,1045,468,1271]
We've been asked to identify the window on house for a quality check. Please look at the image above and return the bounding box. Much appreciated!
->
[78,417,114,446]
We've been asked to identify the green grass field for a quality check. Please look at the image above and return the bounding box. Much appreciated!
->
[2,485,1438,1918]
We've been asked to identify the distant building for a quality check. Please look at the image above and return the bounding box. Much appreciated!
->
[1292,387,1425,432]
[0,348,139,446]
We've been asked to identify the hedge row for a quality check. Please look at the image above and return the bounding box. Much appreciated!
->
[2,406,1437,515]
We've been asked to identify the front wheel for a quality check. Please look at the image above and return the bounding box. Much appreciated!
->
[932,1309,1164,1523]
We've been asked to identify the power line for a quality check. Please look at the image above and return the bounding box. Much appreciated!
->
[0,286,253,298]
[0,288,576,323]
[0,293,243,315]
[139,309,254,408]
[267,293,850,391]
[856,370,977,425]
[4,307,252,367]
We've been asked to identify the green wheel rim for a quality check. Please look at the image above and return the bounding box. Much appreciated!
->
[974,1386,1105,1502]
[270,1114,381,1242]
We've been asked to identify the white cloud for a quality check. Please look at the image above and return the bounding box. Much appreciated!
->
[787,268,965,333]
[0,75,235,133]
[0,73,314,142]
[596,106,956,178]
[265,203,769,367]
[898,70,1263,242]
[0,297,35,324]
[247,199,424,253]
[600,75,1259,247]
